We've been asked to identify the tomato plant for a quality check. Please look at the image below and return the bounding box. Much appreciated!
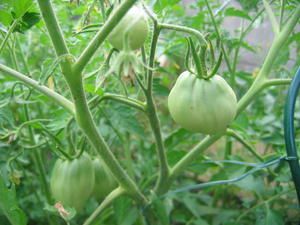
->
[0,0,299,225]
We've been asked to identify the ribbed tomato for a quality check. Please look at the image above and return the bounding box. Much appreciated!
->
[50,153,95,211]
[107,6,149,50]
[92,158,117,201]
[168,71,237,134]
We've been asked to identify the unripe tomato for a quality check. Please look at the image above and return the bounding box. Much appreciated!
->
[168,71,237,134]
[50,153,95,211]
[92,158,117,201]
[107,6,149,50]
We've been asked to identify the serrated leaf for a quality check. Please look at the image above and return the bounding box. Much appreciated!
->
[225,7,252,21]
[0,172,27,225]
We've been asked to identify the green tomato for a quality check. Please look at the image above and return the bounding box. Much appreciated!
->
[107,6,149,50]
[50,153,95,211]
[168,71,237,134]
[92,158,117,201]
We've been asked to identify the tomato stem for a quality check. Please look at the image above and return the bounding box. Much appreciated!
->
[188,38,204,79]
[199,45,208,78]
[0,64,75,115]
[145,21,170,194]
[83,187,126,225]
[0,19,19,55]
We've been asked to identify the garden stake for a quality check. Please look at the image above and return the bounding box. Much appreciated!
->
[284,66,300,206]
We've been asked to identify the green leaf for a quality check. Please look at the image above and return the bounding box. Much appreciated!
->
[14,12,41,33]
[192,218,209,225]
[235,175,265,194]
[236,0,260,10]
[256,208,284,225]
[181,195,202,218]
[153,77,170,96]
[224,7,252,21]
[12,0,33,18]
[0,10,13,26]
[0,172,27,225]
[107,104,145,136]
[152,198,170,225]
[113,197,139,225]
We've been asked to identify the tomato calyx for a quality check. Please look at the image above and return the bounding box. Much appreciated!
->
[186,36,223,80]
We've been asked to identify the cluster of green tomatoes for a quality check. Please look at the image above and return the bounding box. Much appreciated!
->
[106,5,237,135]
[50,4,238,211]
[51,153,117,211]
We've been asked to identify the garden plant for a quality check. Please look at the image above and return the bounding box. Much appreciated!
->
[0,0,300,224]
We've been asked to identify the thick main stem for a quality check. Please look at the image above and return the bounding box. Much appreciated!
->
[68,74,146,202]
[37,0,147,204]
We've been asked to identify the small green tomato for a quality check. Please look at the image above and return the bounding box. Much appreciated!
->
[107,6,149,50]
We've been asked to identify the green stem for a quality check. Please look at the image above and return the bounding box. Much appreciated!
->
[199,45,208,78]
[279,0,285,30]
[203,0,233,80]
[145,22,170,194]
[12,48,52,204]
[99,93,146,112]
[83,187,125,225]
[36,0,72,76]
[188,37,203,78]
[263,78,291,87]
[68,75,146,202]
[74,0,138,73]
[170,134,223,181]
[99,0,107,21]
[0,19,18,54]
[81,0,97,26]
[224,136,232,159]
[159,23,207,46]
[10,43,55,225]
[0,64,75,115]
[16,37,31,75]
[263,0,279,35]
[231,21,244,77]
[226,129,264,161]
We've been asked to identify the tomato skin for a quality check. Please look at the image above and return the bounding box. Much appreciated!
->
[92,158,117,201]
[168,71,237,134]
[50,153,95,211]
[107,6,149,50]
